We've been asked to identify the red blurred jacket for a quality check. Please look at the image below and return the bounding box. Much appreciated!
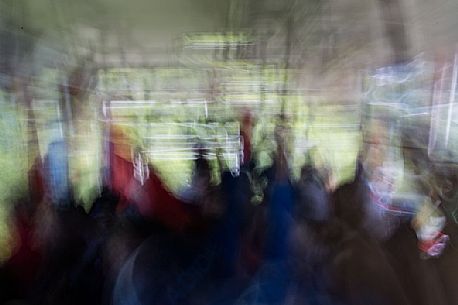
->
[108,141,191,231]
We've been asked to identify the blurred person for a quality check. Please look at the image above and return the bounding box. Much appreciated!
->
[0,154,53,304]
[332,153,369,232]
[263,121,294,260]
[295,163,331,224]
[107,124,191,232]
[28,156,46,205]
[81,187,121,305]
[431,166,458,223]
[29,199,97,305]
[100,124,197,305]
[240,110,254,167]
[179,145,213,207]
[330,125,414,305]
[289,163,342,305]
[411,197,449,259]
[334,119,402,240]
[42,121,72,207]
[0,199,43,304]
[408,174,449,259]
[214,112,255,279]
[234,120,295,305]
[394,147,450,259]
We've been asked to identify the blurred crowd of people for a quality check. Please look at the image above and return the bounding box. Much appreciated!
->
[1,114,457,305]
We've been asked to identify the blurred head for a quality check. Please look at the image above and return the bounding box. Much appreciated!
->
[300,164,315,180]
[320,166,333,191]
[362,143,386,179]
[194,153,211,189]
[274,123,288,150]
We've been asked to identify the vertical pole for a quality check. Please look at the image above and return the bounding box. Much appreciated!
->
[445,52,457,148]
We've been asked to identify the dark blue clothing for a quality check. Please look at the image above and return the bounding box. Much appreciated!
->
[214,170,252,277]
[265,180,294,261]
[297,176,330,222]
